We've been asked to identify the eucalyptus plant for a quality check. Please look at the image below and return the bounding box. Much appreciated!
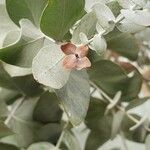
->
[0,0,150,150]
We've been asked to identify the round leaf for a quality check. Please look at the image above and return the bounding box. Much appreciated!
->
[35,123,62,144]
[88,60,142,101]
[117,0,147,9]
[146,134,150,150]
[79,32,89,45]
[85,0,106,12]
[71,11,97,44]
[121,9,150,26]
[91,34,107,55]
[106,29,139,60]
[32,43,70,89]
[0,19,44,66]
[40,0,85,41]
[56,70,90,126]
[117,17,145,33]
[6,0,47,26]
[93,3,115,33]
[0,3,19,48]
[33,91,62,123]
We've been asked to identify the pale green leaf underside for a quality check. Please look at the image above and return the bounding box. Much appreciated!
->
[56,70,90,126]
[72,11,97,44]
[0,19,44,67]
[32,43,70,89]
[0,4,19,48]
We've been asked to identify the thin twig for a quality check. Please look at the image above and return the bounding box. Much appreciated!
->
[4,97,25,125]
[55,122,69,149]
[86,37,94,45]
[90,87,97,95]
[90,81,150,132]
[90,81,112,103]
[55,130,65,149]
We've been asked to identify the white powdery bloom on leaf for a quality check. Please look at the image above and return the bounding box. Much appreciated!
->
[116,14,145,33]
[0,3,19,48]
[32,42,91,89]
[79,32,89,45]
[32,42,71,89]
[96,22,106,35]
[117,0,148,9]
[85,0,108,13]
[92,3,116,33]
[121,9,150,27]
[90,34,107,55]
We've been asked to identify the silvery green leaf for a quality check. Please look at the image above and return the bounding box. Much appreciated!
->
[32,43,71,89]
[117,0,135,9]
[63,131,82,150]
[92,34,107,55]
[19,19,44,41]
[144,1,150,9]
[146,134,150,150]
[27,142,60,150]
[0,0,5,4]
[96,23,106,35]
[12,97,39,121]
[71,11,97,44]
[2,17,44,44]
[85,0,108,12]
[135,28,150,43]
[2,62,31,77]
[0,3,19,48]
[14,38,45,68]
[2,30,21,47]
[2,19,43,48]
[132,0,148,8]
[117,18,145,33]
[121,9,150,26]
[111,110,125,139]
[56,70,90,126]
[117,0,147,9]
[6,97,40,148]
[79,32,89,44]
[0,19,45,67]
[93,3,115,33]
[6,0,47,27]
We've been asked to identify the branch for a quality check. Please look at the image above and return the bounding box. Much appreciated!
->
[55,122,69,149]
[90,81,150,132]
[4,97,25,125]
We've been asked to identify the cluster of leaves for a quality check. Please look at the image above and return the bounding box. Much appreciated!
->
[0,0,150,149]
